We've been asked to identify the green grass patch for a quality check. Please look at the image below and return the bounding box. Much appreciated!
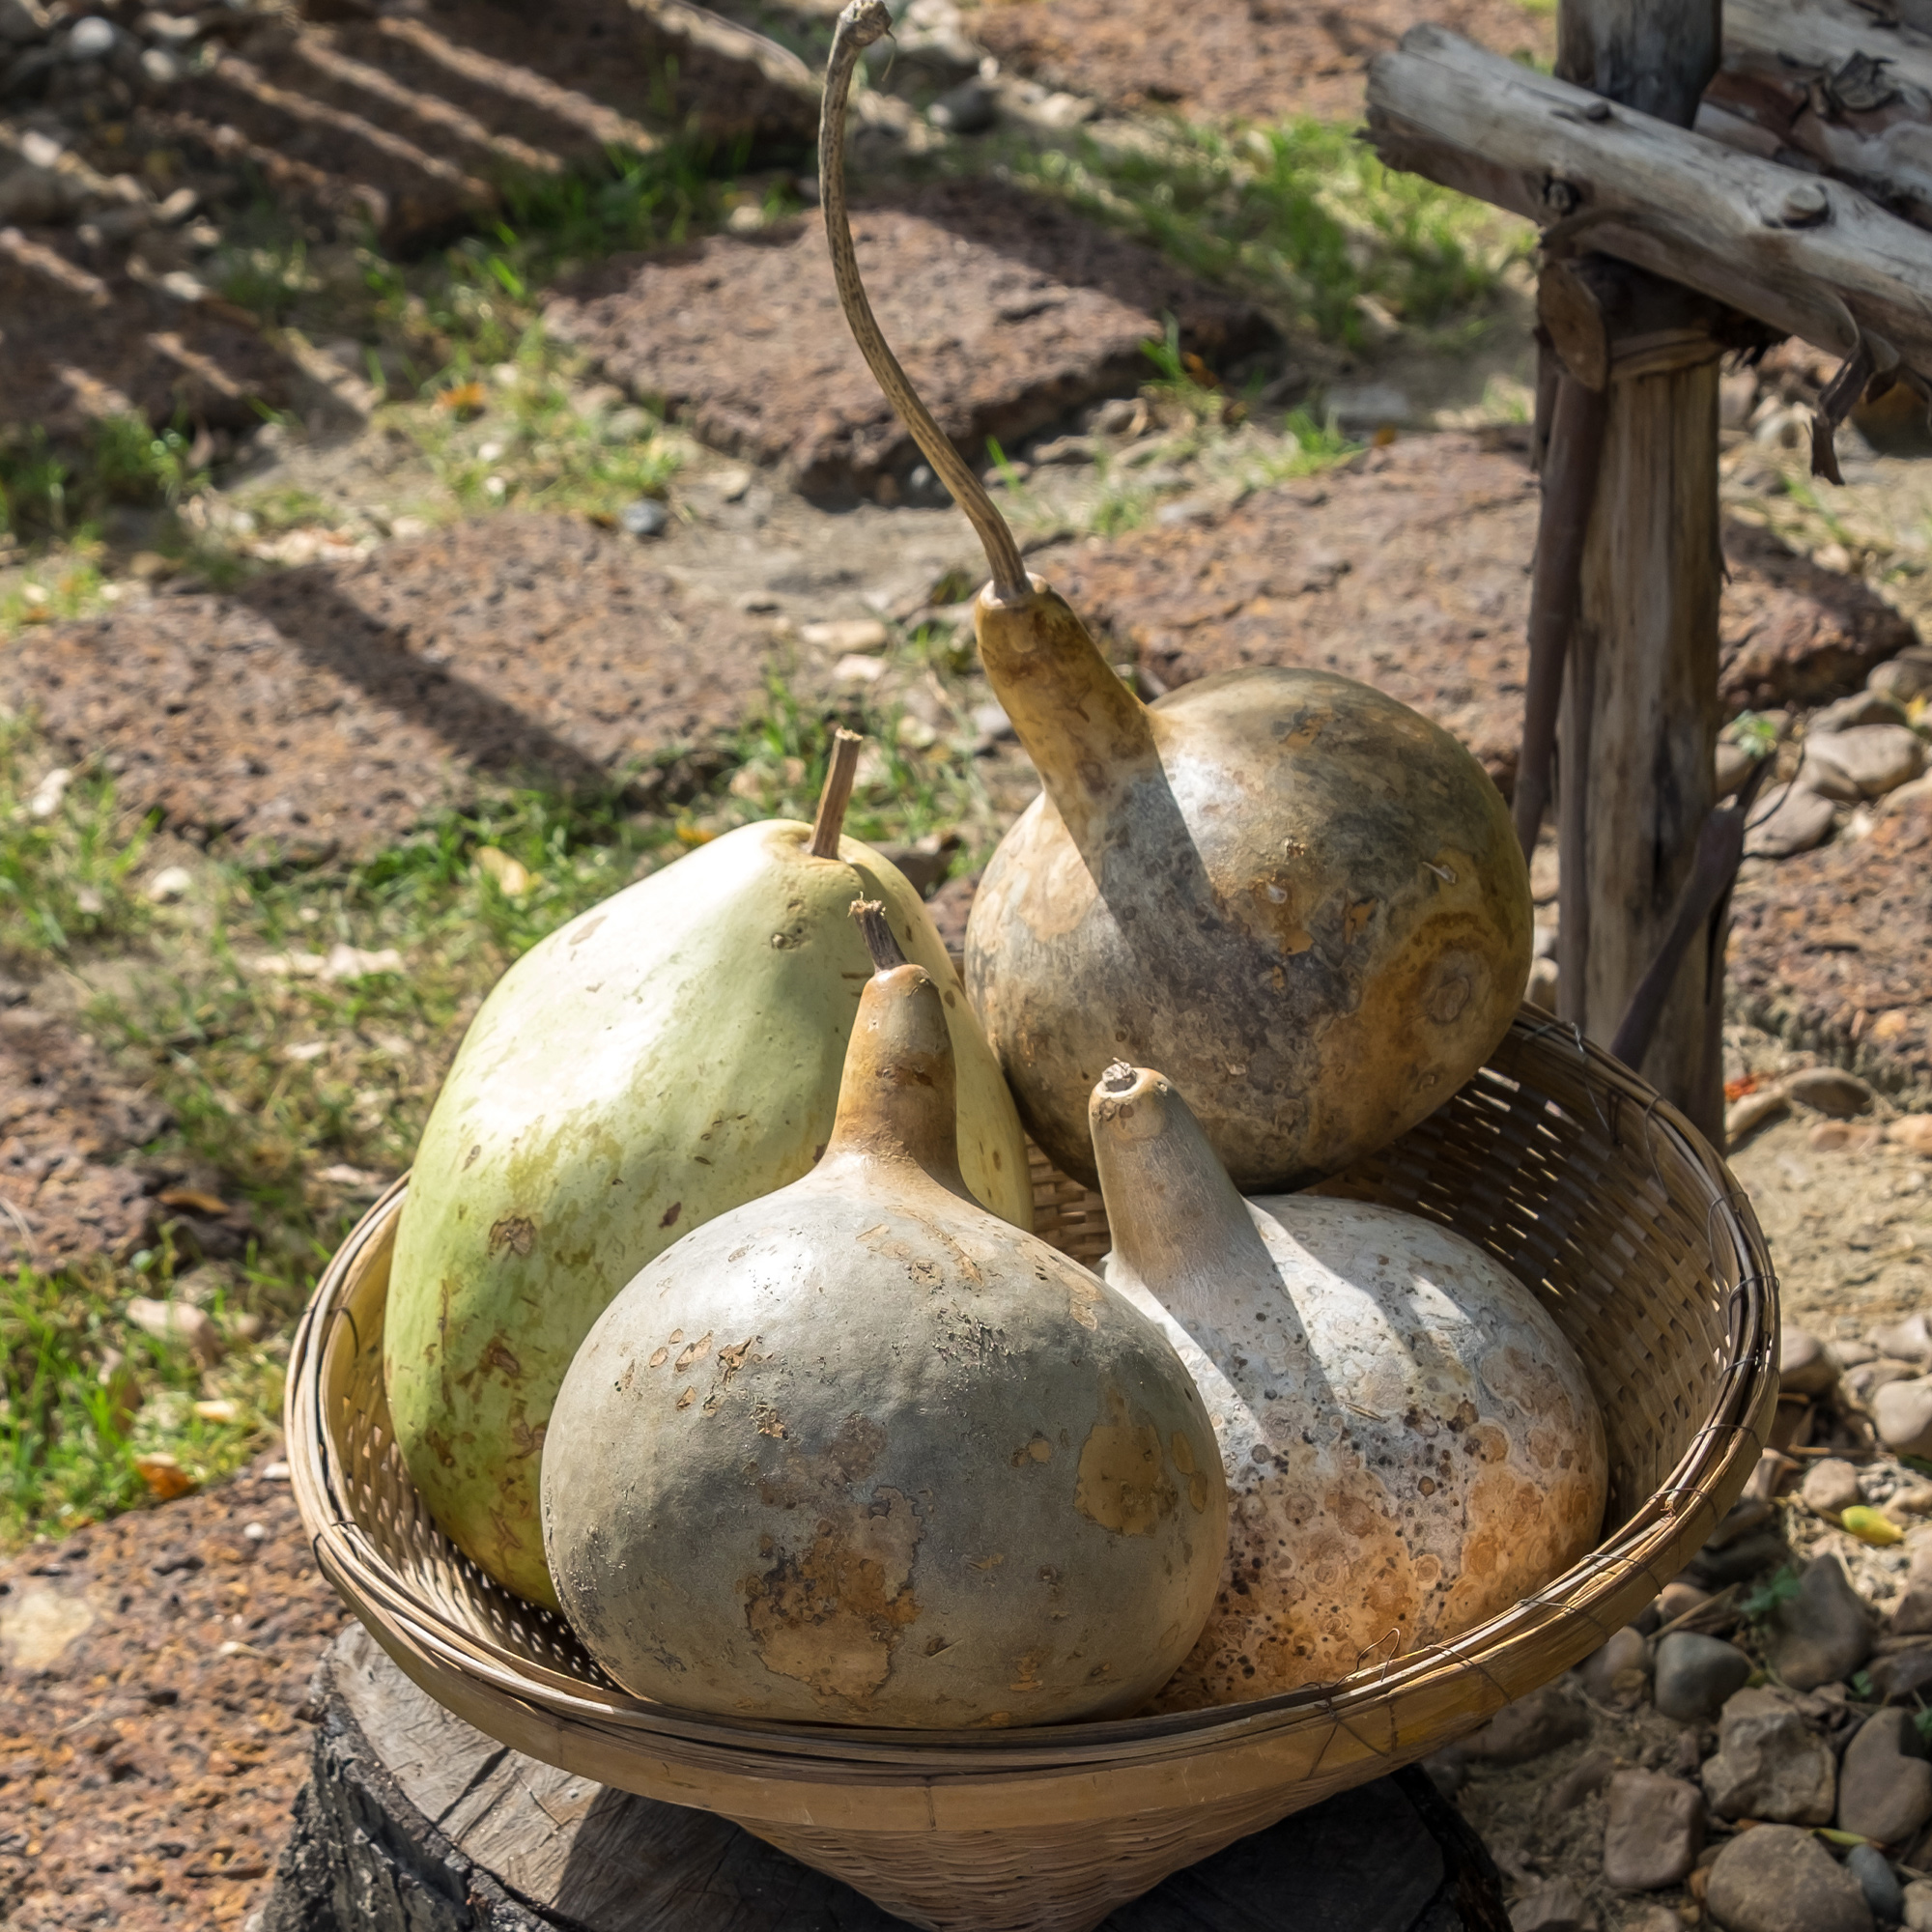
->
[1,415,208,548]
[1,1258,284,1549]
[1003,117,1531,352]
[0,720,156,961]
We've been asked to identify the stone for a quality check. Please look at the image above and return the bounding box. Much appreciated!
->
[545,180,1272,497]
[145,865,192,904]
[618,497,668,539]
[1704,1826,1873,1932]
[1873,1313,1932,1364]
[1895,1539,1932,1636]
[1699,1687,1836,1825]
[0,0,46,42]
[1871,649,1932,703]
[1545,1748,1615,1814]
[1891,1116,1932,1155]
[1783,1326,1844,1398]
[1718,737,1759,798]
[1469,1682,1592,1766]
[1622,1913,1682,1932]
[970,701,1014,745]
[1602,1770,1704,1890]
[1812,691,1912,733]
[1766,1555,1873,1690]
[1654,1633,1753,1723]
[1746,782,1837,858]
[1876,1378,1932,1459]
[1851,1361,1921,1411]
[1847,1845,1905,1926]
[126,1295,222,1366]
[1784,1067,1875,1117]
[927,76,996,131]
[1907,1880,1932,1932]
[65,14,114,59]
[800,617,890,655]
[1802,1458,1864,1517]
[1805,724,1928,799]
[1879,771,1932,821]
[1579,1627,1649,1705]
[1510,1880,1597,1932]
[1658,1580,1712,1623]
[1871,1645,1932,1703]
[1801,745,1866,804]
[1838,1708,1932,1846]
[1728,1087,1792,1145]
[1686,1531,1790,1590]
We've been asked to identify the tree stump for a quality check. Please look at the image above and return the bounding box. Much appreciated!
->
[262,1624,1503,1932]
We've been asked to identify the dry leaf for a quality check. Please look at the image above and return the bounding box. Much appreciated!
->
[1841,1505,1904,1546]
[437,380,487,416]
[475,845,534,896]
[158,1185,230,1216]
[132,1452,194,1500]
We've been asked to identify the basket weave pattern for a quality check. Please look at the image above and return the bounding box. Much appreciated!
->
[288,1013,1777,1932]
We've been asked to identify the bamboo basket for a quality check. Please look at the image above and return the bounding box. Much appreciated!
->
[287,1010,1777,1932]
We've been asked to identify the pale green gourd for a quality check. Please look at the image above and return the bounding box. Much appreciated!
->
[385,773,1030,1612]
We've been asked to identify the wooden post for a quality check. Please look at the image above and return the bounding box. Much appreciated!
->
[1553,0,1726,1142]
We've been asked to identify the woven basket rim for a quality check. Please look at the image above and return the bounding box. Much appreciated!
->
[287,1011,1778,1777]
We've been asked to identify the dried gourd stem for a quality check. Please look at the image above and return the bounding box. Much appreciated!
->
[850,897,910,972]
[819,1,1029,599]
[809,727,864,858]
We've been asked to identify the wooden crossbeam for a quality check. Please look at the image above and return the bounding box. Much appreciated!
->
[1711,0,1932,231]
[1365,24,1932,378]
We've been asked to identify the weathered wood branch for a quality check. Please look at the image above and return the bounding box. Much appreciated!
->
[1708,0,1932,230]
[1365,25,1932,375]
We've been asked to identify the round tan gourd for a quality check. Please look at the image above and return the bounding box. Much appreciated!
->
[1089,1063,1607,1708]
[819,4,1530,1190]
[385,761,1031,1613]
[540,911,1227,1727]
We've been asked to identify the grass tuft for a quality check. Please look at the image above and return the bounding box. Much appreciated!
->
[1003,117,1530,350]
[0,721,156,960]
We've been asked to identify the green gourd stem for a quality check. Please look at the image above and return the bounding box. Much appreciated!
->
[819,0,1028,599]
[808,726,864,859]
[1090,1064,1278,1334]
[825,902,968,1193]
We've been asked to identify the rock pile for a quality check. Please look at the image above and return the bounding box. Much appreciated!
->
[1433,1302,1932,1931]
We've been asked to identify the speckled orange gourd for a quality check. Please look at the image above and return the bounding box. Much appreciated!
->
[1090,1065,1607,1706]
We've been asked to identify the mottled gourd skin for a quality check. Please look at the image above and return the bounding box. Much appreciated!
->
[384,821,1031,1613]
[1091,1069,1606,1708]
[965,610,1532,1190]
[542,962,1227,1727]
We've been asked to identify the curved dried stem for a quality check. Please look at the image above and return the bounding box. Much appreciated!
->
[819,0,1029,597]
